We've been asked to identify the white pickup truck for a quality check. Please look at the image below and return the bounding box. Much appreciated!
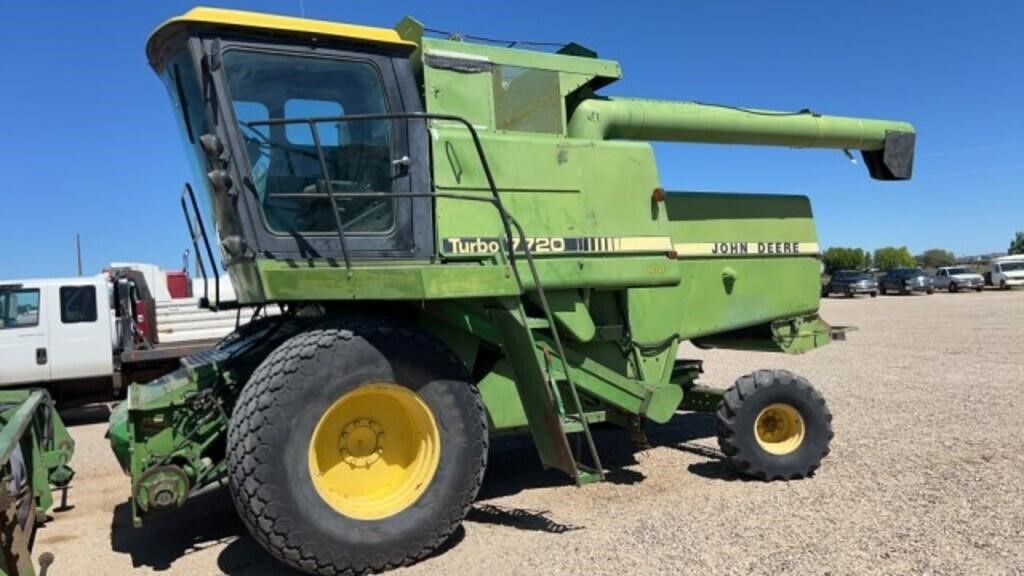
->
[989,255,1024,290]
[0,264,267,403]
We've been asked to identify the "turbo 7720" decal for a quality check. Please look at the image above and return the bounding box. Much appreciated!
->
[443,236,673,255]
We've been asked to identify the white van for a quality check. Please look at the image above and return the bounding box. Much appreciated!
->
[990,255,1024,289]
[0,276,116,388]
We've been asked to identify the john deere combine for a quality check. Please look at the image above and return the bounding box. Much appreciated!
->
[108,7,915,574]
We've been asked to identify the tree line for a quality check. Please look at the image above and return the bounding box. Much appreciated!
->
[821,231,1024,274]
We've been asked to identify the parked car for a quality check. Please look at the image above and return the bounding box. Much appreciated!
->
[933,266,984,292]
[989,255,1024,290]
[879,268,935,295]
[823,270,879,298]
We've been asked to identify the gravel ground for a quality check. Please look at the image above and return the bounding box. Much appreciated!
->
[35,290,1024,576]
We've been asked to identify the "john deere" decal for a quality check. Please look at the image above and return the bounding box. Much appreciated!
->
[673,241,820,256]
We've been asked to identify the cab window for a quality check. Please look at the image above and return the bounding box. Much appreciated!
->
[223,50,394,236]
[0,288,40,329]
[60,285,98,324]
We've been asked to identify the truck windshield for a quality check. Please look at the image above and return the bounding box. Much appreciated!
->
[222,50,394,235]
[999,262,1024,272]
[946,267,970,275]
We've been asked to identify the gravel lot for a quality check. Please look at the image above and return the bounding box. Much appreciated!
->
[35,290,1024,576]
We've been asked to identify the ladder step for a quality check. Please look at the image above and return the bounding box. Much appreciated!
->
[525,316,551,330]
[559,412,605,433]
[574,463,603,485]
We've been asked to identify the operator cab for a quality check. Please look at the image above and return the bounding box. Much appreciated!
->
[148,8,433,271]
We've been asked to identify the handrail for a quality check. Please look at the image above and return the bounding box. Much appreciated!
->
[245,112,522,283]
[179,183,220,309]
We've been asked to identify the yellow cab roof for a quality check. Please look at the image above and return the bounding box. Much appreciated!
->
[147,7,416,64]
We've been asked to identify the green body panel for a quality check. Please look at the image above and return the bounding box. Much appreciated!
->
[256,259,520,300]
[476,360,529,432]
[253,255,681,301]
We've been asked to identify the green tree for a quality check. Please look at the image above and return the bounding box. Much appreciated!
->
[822,247,871,274]
[873,246,916,271]
[916,248,956,269]
[1010,231,1024,255]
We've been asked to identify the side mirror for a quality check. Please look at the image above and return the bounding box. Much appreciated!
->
[200,133,224,158]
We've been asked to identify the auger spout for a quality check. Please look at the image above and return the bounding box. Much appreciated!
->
[567,98,915,180]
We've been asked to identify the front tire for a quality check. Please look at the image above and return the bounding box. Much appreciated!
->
[716,370,833,480]
[227,319,488,575]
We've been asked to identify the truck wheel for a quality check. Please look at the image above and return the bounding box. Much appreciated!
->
[227,319,488,575]
[870,291,878,298]
[1001,280,1008,290]
[975,286,984,293]
[949,282,958,293]
[716,370,833,480]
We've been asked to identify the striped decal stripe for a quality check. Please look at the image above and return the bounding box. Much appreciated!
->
[442,236,673,255]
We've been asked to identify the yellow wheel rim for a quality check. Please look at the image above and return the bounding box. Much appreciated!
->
[754,403,804,456]
[307,383,440,520]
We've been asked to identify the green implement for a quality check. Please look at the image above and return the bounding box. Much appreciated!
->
[0,390,74,576]
[109,7,914,575]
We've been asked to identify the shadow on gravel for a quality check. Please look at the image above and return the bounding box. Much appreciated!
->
[466,504,581,534]
[109,483,467,575]
[109,485,294,574]
[477,429,647,503]
[646,412,748,482]
[216,526,466,574]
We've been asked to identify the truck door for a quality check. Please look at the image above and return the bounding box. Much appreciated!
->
[0,285,50,385]
[47,282,114,381]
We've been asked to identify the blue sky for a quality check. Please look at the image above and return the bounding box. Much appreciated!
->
[1,1,1020,278]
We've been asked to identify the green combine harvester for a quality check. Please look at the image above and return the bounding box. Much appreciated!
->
[108,7,915,574]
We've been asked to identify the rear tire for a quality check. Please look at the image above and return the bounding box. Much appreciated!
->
[716,370,833,480]
[227,319,488,575]
[870,291,878,298]
[950,282,958,293]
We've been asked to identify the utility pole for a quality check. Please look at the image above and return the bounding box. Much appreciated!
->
[76,233,83,276]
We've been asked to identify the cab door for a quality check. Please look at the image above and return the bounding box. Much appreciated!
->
[46,281,114,381]
[0,285,50,385]
[212,43,432,260]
